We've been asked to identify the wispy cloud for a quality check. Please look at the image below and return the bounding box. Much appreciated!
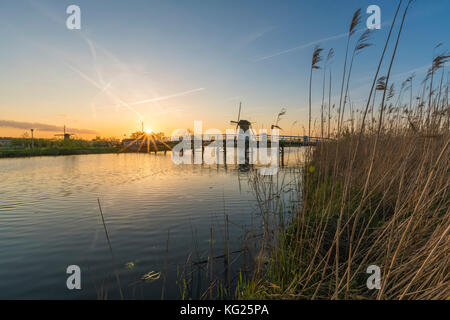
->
[0,120,96,134]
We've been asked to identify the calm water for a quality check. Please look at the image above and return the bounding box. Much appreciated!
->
[0,151,301,299]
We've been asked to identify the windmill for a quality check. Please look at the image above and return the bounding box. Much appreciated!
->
[55,125,75,140]
[271,108,286,131]
[230,102,252,133]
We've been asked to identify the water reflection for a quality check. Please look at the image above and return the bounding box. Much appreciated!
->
[0,149,304,299]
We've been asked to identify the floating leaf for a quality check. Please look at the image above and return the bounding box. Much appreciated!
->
[141,271,161,282]
[125,262,135,270]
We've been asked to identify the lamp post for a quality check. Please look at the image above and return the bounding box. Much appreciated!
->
[30,129,34,149]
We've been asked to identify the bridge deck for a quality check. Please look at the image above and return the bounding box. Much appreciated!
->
[122,135,330,152]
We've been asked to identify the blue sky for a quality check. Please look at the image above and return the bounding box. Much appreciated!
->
[0,0,448,137]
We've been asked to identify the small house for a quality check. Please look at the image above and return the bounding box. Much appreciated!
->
[0,138,12,146]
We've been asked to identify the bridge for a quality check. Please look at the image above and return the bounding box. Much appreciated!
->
[121,134,330,167]
[121,134,330,152]
[275,135,330,147]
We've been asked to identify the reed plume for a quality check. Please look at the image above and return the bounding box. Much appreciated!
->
[309,46,324,137]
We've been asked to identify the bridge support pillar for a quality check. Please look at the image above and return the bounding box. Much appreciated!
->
[223,140,226,159]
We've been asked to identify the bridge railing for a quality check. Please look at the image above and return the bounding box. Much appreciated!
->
[142,134,331,144]
[199,134,331,144]
[122,134,332,148]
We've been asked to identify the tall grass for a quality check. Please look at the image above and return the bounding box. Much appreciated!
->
[238,1,449,300]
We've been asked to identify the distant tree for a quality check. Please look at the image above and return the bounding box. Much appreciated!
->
[130,131,145,139]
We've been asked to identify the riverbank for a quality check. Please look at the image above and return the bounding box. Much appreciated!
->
[238,132,449,300]
[0,146,121,158]
[0,137,126,158]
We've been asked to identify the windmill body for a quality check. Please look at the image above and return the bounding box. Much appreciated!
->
[230,102,253,134]
[235,120,252,133]
[54,125,75,141]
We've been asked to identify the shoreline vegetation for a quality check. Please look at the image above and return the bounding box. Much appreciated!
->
[235,2,449,300]
[0,136,171,159]
[0,145,121,158]
[0,138,121,158]
[0,132,172,159]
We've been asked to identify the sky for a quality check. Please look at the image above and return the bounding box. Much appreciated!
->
[0,0,449,138]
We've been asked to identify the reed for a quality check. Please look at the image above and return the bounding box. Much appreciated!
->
[309,46,324,138]
[338,8,362,134]
[161,229,170,300]
[322,48,334,139]
[240,117,448,300]
[97,198,124,300]
[238,1,449,300]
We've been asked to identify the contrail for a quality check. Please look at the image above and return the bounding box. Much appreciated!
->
[254,31,352,62]
[254,22,390,62]
[119,88,206,107]
[64,62,144,120]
